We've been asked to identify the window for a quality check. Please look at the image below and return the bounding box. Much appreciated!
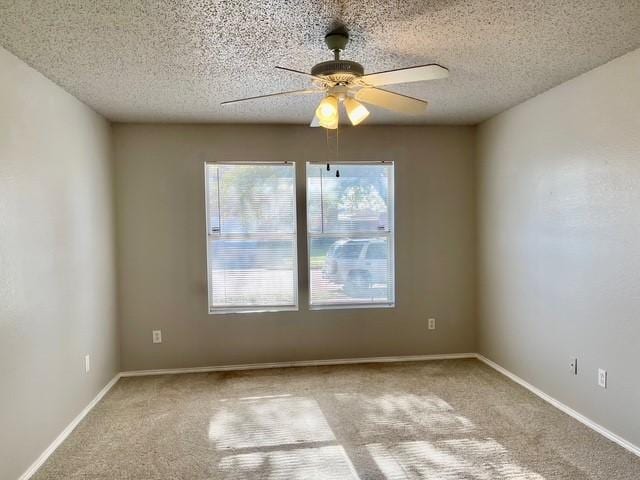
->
[306,162,395,309]
[205,162,298,313]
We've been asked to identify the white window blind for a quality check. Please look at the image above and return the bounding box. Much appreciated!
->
[307,162,395,309]
[205,162,298,313]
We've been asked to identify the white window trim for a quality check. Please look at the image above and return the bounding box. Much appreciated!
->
[204,161,299,315]
[306,160,396,310]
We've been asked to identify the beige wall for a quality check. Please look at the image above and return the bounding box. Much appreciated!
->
[477,48,640,446]
[0,47,118,479]
[113,124,477,371]
[7,32,638,477]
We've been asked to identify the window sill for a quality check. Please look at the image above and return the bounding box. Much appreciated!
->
[209,305,299,315]
[309,303,395,312]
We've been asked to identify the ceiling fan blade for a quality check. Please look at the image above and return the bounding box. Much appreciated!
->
[310,114,321,127]
[355,87,428,115]
[221,88,320,105]
[275,66,323,80]
[359,64,449,87]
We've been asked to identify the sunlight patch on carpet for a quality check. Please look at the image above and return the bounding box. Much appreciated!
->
[367,439,546,479]
[209,396,335,449]
[217,445,360,480]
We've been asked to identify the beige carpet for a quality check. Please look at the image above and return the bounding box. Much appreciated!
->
[33,359,639,479]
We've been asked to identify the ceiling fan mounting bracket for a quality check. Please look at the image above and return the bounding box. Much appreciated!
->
[314,30,363,83]
[324,32,349,54]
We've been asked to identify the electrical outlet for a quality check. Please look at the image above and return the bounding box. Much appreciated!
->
[428,318,436,330]
[598,369,607,389]
[152,330,162,344]
[569,357,578,375]
[84,354,91,373]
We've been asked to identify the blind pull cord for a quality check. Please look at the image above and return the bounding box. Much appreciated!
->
[325,126,340,177]
[335,125,340,178]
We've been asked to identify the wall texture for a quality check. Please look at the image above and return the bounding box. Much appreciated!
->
[477,48,640,446]
[0,47,119,479]
[113,124,477,371]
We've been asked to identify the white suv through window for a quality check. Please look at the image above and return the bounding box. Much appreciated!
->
[322,238,389,297]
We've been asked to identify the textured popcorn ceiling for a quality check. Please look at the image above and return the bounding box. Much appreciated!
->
[1,1,639,124]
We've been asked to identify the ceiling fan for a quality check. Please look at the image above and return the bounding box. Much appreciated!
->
[221,29,449,129]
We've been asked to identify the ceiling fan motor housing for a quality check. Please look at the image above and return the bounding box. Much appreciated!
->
[311,60,364,83]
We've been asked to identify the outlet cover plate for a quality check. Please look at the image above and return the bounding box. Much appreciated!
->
[598,369,607,389]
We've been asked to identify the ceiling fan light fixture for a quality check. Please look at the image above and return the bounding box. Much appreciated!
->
[319,115,339,129]
[221,29,448,128]
[344,97,370,125]
[316,95,339,129]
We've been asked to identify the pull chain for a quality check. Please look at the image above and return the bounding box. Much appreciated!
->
[326,128,331,172]
[335,126,340,177]
[324,121,340,177]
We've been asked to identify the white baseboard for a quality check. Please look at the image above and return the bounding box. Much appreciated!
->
[476,354,640,458]
[18,373,121,480]
[18,352,639,480]
[119,352,477,377]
